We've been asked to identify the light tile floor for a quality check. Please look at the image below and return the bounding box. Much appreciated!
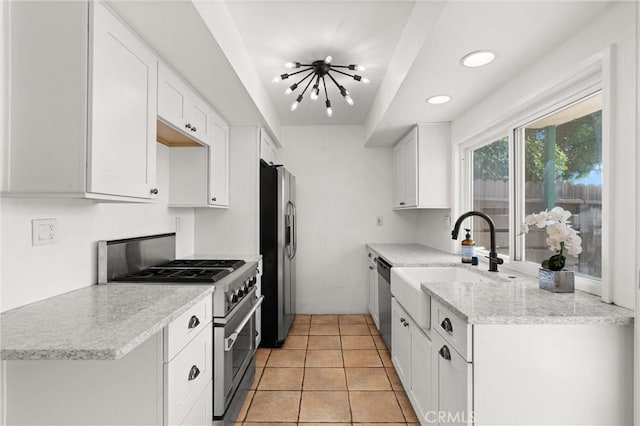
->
[237,314,419,425]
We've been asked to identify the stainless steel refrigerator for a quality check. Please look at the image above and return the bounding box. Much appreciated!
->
[260,161,297,347]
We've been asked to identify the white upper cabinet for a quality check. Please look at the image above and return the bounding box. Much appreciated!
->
[208,111,230,207]
[5,1,159,201]
[158,63,211,145]
[168,109,230,209]
[393,124,451,209]
[260,129,278,165]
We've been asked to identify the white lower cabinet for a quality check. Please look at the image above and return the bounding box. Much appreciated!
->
[5,297,214,426]
[392,296,633,426]
[391,298,437,424]
[367,251,380,329]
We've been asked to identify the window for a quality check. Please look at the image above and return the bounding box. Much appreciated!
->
[518,92,602,279]
[466,89,604,288]
[471,137,510,256]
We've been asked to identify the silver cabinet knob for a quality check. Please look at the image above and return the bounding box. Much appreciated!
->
[185,123,192,129]
[191,126,197,132]
[440,318,453,333]
[150,188,159,195]
[439,345,451,360]
[211,197,217,202]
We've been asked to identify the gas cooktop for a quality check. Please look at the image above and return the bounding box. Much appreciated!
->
[112,259,246,284]
[156,259,246,269]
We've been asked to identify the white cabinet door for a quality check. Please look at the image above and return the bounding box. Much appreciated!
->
[260,129,277,165]
[188,95,211,145]
[393,142,407,208]
[158,62,190,133]
[88,1,157,199]
[410,327,435,424]
[433,331,472,426]
[405,133,418,207]
[368,263,380,329]
[391,299,412,388]
[208,112,230,207]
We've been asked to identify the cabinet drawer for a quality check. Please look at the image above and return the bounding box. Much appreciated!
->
[166,322,212,426]
[166,297,212,361]
[179,379,212,426]
[432,299,472,361]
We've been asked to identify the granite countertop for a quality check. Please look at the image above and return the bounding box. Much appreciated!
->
[367,243,459,266]
[1,284,215,361]
[422,277,634,325]
[368,243,634,325]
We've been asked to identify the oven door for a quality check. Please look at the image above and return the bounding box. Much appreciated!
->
[214,288,264,416]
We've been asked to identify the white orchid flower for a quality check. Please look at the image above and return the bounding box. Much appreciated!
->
[567,244,582,256]
[548,206,571,222]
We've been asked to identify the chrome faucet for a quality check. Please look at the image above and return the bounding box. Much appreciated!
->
[451,211,504,272]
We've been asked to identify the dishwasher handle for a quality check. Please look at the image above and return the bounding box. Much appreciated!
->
[376,258,392,282]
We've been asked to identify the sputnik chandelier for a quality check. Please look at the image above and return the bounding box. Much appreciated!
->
[272,56,370,117]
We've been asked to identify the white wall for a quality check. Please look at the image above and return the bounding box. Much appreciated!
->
[451,2,637,309]
[1,144,195,312]
[278,125,419,314]
[414,209,452,253]
[194,125,260,255]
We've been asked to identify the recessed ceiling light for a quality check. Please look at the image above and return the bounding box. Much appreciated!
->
[461,50,496,68]
[426,95,451,105]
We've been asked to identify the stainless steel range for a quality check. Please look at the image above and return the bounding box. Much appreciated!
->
[98,233,262,425]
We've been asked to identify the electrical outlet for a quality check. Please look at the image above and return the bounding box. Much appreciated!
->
[32,218,57,246]
[376,216,384,226]
[443,215,451,229]
[176,217,182,232]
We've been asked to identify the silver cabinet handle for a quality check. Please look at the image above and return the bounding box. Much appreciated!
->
[440,318,453,333]
[399,202,405,206]
[211,197,217,202]
[439,345,451,360]
[185,123,192,129]
[150,188,159,195]
[188,315,200,329]
[188,365,200,381]
[191,126,197,132]
[224,295,264,351]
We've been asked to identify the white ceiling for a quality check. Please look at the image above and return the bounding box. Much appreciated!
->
[110,0,615,146]
[225,0,415,125]
[366,1,613,145]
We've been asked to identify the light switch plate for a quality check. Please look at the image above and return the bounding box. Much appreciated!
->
[32,218,57,246]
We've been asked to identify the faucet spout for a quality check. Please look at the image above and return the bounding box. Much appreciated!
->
[451,211,504,272]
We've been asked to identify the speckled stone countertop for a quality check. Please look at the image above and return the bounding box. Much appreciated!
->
[368,243,633,325]
[1,284,215,361]
[421,276,634,325]
[367,243,459,266]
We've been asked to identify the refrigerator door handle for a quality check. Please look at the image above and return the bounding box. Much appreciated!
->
[286,201,295,260]
[291,202,297,259]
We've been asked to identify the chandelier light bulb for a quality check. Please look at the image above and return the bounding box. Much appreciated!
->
[345,95,354,106]
[325,100,333,117]
[310,87,319,101]
[285,83,298,95]
[284,61,301,69]
[361,77,370,84]
[272,76,282,83]
[324,55,333,64]
[355,65,366,71]
[291,95,303,111]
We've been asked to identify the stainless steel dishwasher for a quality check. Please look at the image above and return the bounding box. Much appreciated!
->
[376,257,392,350]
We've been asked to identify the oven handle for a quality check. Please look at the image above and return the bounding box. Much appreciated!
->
[224,295,265,352]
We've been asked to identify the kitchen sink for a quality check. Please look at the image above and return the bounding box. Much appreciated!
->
[390,266,492,329]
